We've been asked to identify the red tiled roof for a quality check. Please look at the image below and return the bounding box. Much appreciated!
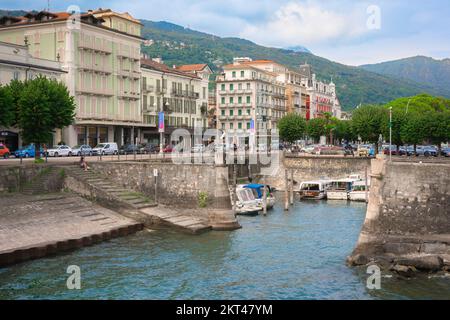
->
[175,64,208,72]
[140,58,200,79]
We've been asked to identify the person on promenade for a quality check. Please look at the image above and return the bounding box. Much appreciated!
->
[79,156,89,171]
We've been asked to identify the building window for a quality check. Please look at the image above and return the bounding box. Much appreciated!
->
[221,83,225,91]
[247,122,250,129]
[229,97,234,104]
[247,83,251,89]
[221,123,225,130]
[238,123,242,129]
[232,71,236,78]
[240,71,244,77]
[238,109,242,116]
[221,110,225,116]
[13,71,20,80]
[230,84,234,91]
[221,97,225,104]
[246,96,251,104]
[230,123,234,129]
[230,110,234,116]
[238,96,242,104]
[246,109,251,115]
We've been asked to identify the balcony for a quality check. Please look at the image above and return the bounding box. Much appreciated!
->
[155,87,167,95]
[171,89,184,97]
[78,40,112,54]
[183,90,199,99]
[117,69,141,79]
[117,50,140,61]
[76,87,114,96]
[78,62,112,74]
[118,91,140,100]
[142,84,154,93]
[218,88,253,95]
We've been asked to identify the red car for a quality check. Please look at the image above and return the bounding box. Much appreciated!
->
[0,144,10,158]
[163,145,174,153]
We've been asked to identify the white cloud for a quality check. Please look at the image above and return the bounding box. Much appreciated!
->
[240,0,371,47]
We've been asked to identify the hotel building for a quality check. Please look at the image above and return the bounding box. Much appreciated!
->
[0,41,65,150]
[140,58,210,145]
[216,58,287,144]
[0,9,144,147]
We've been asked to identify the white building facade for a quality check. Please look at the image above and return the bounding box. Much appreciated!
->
[0,41,65,150]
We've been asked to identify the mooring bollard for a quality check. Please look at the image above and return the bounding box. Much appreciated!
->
[284,169,289,211]
[232,164,237,215]
[290,169,294,205]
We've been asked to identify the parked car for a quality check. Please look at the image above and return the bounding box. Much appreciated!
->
[301,145,316,154]
[92,142,119,155]
[14,144,44,158]
[0,144,10,159]
[71,145,93,156]
[415,146,438,157]
[163,144,174,153]
[441,147,450,157]
[46,145,73,157]
[140,143,160,154]
[119,144,141,155]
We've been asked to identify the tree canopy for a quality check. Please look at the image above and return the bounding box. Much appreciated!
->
[278,113,306,143]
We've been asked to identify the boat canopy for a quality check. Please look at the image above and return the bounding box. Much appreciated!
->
[243,184,266,198]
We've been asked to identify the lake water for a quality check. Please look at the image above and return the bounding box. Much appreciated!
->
[1,200,449,300]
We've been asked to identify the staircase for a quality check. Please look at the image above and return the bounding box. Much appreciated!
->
[64,167,212,234]
[22,167,60,195]
[64,167,156,211]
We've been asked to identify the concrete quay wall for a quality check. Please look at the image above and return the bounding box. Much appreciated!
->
[348,156,450,273]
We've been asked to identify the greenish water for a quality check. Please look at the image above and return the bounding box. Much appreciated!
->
[1,201,449,300]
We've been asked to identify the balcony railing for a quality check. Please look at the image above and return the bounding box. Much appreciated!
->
[78,40,112,54]
[76,87,114,96]
[155,87,167,95]
[118,91,140,100]
[117,69,141,79]
[142,84,154,93]
[78,62,112,74]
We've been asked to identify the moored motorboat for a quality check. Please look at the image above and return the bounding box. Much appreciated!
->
[298,180,332,200]
[231,186,262,216]
[327,178,356,200]
[349,180,370,202]
[242,184,276,210]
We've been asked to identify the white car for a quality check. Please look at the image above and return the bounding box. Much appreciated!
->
[46,145,73,157]
[92,142,118,155]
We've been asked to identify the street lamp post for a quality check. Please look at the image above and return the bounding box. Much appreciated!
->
[389,106,392,162]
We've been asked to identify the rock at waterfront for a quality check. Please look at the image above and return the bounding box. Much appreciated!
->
[390,264,417,277]
[395,255,444,272]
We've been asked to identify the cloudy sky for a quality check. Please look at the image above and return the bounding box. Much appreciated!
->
[2,0,450,66]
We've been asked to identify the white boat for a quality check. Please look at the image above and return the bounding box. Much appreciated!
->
[349,180,370,202]
[241,184,276,210]
[231,186,262,216]
[327,178,360,200]
[298,180,332,200]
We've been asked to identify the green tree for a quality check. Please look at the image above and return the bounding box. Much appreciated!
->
[7,79,27,126]
[334,120,355,143]
[278,113,306,143]
[306,118,326,143]
[17,76,76,159]
[0,85,14,127]
[352,104,386,152]
[424,110,450,156]
[400,112,427,153]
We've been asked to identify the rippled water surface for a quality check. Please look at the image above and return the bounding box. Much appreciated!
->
[1,200,449,300]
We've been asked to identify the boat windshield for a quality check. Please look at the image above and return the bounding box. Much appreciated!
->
[301,183,320,191]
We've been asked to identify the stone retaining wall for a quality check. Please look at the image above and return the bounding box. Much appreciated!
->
[348,156,450,273]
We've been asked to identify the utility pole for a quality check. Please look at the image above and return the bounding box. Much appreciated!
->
[389,107,392,162]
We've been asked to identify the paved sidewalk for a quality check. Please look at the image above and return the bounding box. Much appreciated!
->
[0,193,143,265]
